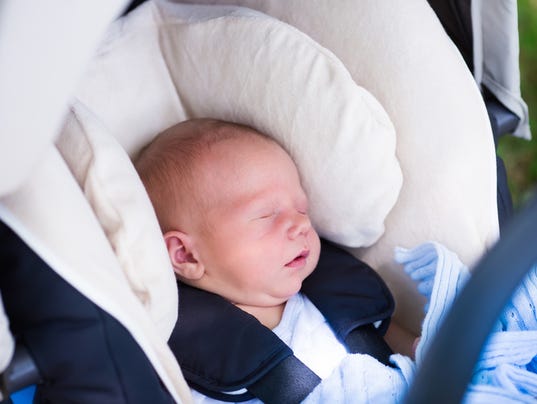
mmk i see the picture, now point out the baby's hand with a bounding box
[394,243,440,307]
[394,242,470,313]
[395,242,470,363]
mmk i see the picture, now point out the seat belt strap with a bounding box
[247,355,321,404]
[246,324,393,404]
[345,324,394,367]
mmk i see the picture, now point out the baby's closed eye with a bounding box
[296,198,309,215]
[257,210,276,220]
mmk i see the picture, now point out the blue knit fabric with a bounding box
[396,242,537,403]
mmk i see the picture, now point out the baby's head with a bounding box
[135,119,321,309]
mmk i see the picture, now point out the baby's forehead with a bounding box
[200,136,299,188]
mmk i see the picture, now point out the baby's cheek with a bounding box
[310,233,322,263]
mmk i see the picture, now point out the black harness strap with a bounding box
[345,324,394,366]
[248,355,321,404]
[245,327,393,404]
[169,283,293,402]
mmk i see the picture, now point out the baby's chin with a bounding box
[271,285,302,304]
[288,277,310,299]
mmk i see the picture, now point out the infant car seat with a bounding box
[0,0,531,402]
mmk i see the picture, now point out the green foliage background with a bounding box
[497,0,537,208]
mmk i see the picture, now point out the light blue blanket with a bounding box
[305,242,537,403]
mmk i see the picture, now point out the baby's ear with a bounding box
[163,230,204,280]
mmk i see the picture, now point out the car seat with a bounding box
[0,0,530,402]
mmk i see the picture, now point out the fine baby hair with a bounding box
[135,118,277,232]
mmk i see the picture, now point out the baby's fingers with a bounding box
[394,243,436,264]
[394,243,439,281]
[417,279,434,296]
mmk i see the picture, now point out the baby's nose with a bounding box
[288,212,311,239]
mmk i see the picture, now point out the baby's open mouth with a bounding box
[285,250,310,268]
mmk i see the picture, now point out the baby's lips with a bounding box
[285,249,310,267]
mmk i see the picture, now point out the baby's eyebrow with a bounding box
[231,191,272,213]
[240,197,273,213]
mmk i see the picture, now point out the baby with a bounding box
[135,118,321,330]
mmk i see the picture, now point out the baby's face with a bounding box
[189,137,321,308]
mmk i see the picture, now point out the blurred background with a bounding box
[497,0,537,208]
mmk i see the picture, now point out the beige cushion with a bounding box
[57,101,178,340]
[72,1,402,250]
[183,0,500,333]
